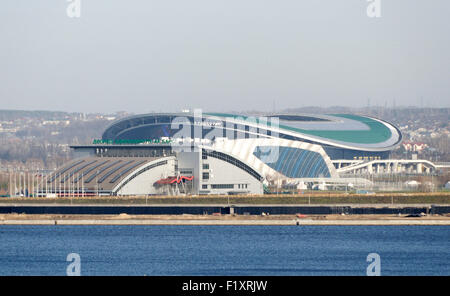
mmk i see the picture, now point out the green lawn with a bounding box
[1,193,449,205]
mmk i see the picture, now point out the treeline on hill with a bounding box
[13,120,111,144]
[0,110,70,121]
[0,110,124,168]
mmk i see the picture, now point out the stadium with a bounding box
[41,111,405,196]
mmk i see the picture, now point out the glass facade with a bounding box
[253,146,331,178]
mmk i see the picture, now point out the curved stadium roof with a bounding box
[102,112,402,152]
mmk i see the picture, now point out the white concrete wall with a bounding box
[176,151,200,193]
[115,158,176,195]
[200,155,263,195]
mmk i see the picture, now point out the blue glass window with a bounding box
[253,146,330,178]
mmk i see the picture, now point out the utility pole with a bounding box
[96,170,99,197]
[54,171,56,195]
[68,174,70,197]
[9,171,12,197]
[31,171,34,197]
[70,176,73,205]
[13,172,16,197]
[17,172,20,197]
[36,171,38,197]
[28,172,30,197]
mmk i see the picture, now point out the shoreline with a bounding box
[1,213,449,225]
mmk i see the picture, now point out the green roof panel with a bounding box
[204,113,392,145]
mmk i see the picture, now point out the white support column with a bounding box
[417,163,423,174]
[368,163,373,174]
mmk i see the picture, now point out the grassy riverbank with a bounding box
[1,192,449,205]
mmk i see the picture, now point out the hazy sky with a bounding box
[0,1,449,113]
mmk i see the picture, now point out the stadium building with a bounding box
[41,112,403,196]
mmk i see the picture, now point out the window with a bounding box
[202,184,208,189]
[202,164,209,170]
[253,146,330,178]
[211,184,234,189]
[202,172,209,180]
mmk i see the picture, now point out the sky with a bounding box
[0,0,449,114]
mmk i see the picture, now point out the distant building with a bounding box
[42,112,403,196]
[402,141,428,152]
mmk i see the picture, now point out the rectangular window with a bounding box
[202,172,209,180]
[202,184,208,189]
[180,169,193,175]
[202,164,209,170]
[211,184,234,189]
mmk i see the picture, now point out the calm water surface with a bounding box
[0,225,448,275]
